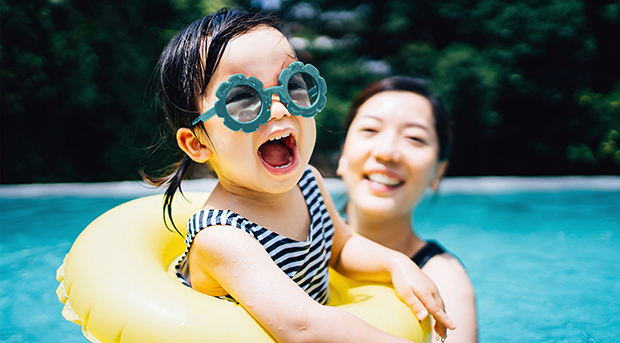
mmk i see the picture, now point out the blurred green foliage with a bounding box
[2,0,619,183]
[1,0,235,183]
[276,0,620,176]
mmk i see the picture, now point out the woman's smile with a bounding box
[365,172,405,188]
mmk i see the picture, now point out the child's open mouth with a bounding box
[258,133,297,172]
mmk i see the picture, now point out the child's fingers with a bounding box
[434,321,448,341]
[427,303,456,331]
[395,284,430,320]
[408,299,429,321]
[415,291,456,331]
[391,262,456,331]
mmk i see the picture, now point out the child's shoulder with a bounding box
[306,164,324,182]
[304,164,342,219]
[302,165,328,194]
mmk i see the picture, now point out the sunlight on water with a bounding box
[1,183,619,342]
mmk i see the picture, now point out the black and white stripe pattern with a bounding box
[175,167,334,304]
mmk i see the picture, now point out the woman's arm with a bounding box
[308,166,456,337]
[189,225,413,343]
[423,255,478,343]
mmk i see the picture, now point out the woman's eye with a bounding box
[407,136,426,144]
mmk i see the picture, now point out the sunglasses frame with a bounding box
[192,62,327,133]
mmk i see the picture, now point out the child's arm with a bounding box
[189,225,413,343]
[333,233,455,337]
[308,166,457,338]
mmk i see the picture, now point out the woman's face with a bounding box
[337,90,447,219]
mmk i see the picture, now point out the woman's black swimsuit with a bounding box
[411,240,446,268]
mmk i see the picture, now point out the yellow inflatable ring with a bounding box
[56,193,431,342]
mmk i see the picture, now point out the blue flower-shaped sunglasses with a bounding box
[192,62,327,133]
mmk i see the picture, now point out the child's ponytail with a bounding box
[141,155,193,235]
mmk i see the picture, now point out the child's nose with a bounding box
[269,94,291,120]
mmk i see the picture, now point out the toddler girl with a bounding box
[145,8,455,343]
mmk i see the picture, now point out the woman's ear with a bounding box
[336,155,348,177]
[177,128,211,163]
[430,160,449,191]
[335,142,348,177]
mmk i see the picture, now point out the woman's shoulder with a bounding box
[422,252,475,299]
[423,252,467,276]
[423,251,478,341]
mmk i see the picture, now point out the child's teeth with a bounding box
[274,161,292,169]
[269,133,290,141]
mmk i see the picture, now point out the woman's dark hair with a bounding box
[142,8,281,234]
[343,76,453,161]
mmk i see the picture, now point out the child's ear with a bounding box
[177,128,211,163]
[430,160,449,191]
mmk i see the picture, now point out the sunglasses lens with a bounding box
[225,85,262,123]
[288,72,318,108]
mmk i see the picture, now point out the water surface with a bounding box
[1,179,619,342]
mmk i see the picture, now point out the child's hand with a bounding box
[390,260,457,339]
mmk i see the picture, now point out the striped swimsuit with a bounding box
[175,167,334,304]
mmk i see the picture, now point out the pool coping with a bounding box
[1,176,619,198]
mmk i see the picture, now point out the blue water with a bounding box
[413,191,620,342]
[1,189,619,342]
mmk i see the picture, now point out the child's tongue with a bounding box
[259,139,293,168]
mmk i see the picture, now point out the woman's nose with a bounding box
[371,133,401,163]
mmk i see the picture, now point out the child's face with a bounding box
[200,27,316,194]
[337,91,446,218]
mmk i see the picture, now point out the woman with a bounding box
[337,76,478,342]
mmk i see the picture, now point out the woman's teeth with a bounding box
[269,133,290,141]
[367,173,402,186]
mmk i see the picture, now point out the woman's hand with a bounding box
[389,257,457,339]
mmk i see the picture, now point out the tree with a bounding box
[2,0,618,183]
[268,0,620,176]
[1,0,233,183]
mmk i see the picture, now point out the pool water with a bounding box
[413,191,620,342]
[0,197,135,343]
[1,185,619,342]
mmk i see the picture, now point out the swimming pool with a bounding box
[1,177,619,342]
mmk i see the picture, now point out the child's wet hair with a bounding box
[143,8,281,234]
